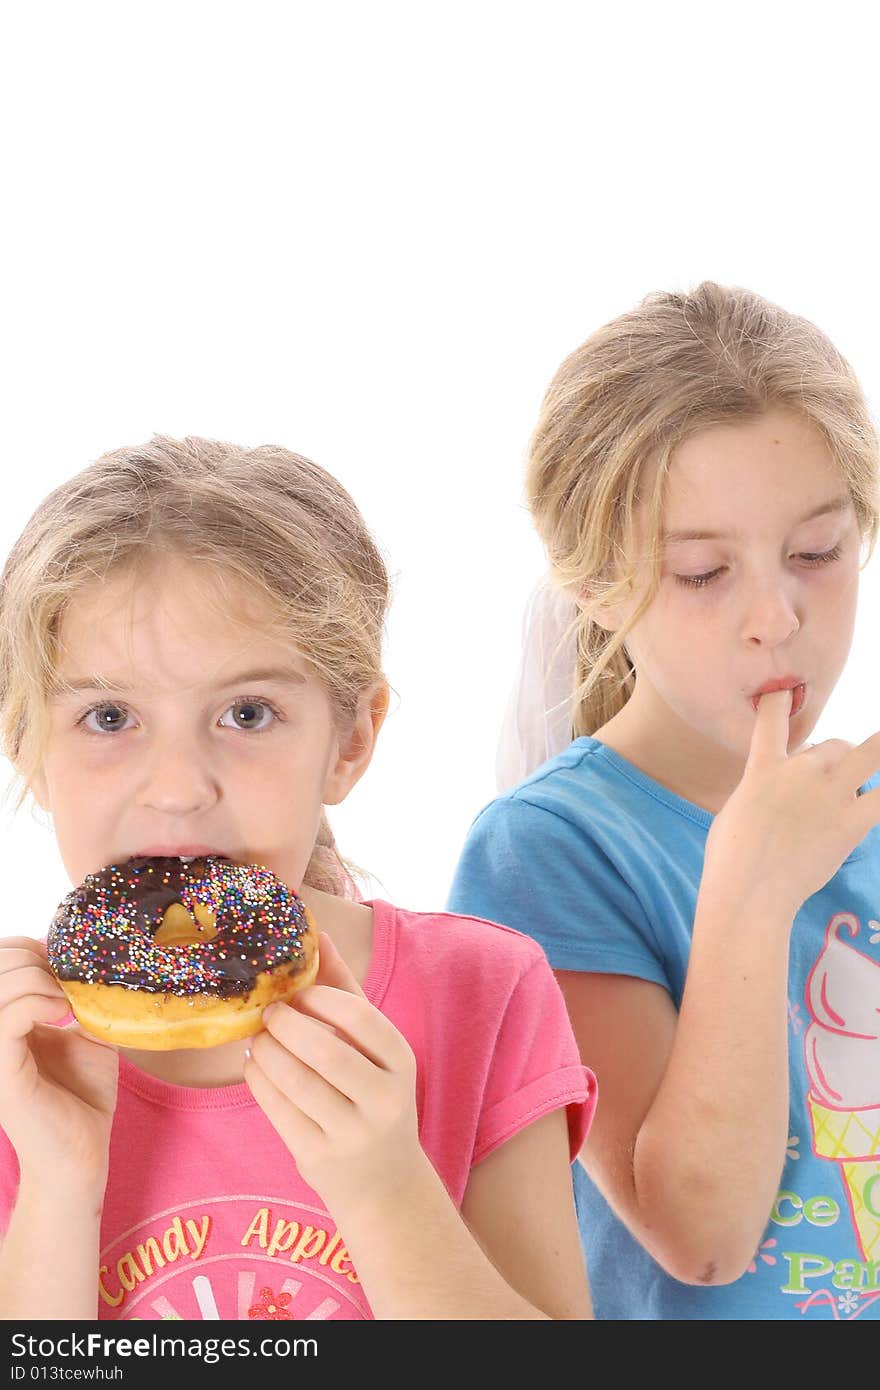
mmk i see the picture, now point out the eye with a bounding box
[795,545,842,567]
[218,699,278,732]
[674,567,726,589]
[81,703,134,734]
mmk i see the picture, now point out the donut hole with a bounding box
[154,900,218,947]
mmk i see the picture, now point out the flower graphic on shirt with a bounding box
[746,1237,778,1274]
[248,1287,293,1320]
[786,1133,800,1162]
[787,999,804,1035]
[838,1291,860,1315]
[869,920,880,945]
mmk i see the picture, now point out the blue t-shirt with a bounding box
[447,736,880,1321]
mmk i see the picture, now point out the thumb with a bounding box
[310,930,365,999]
[746,687,794,769]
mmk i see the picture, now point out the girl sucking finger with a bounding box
[449,283,880,1321]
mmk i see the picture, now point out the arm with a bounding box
[0,1179,103,1319]
[460,1109,592,1320]
[557,942,789,1287]
[245,934,591,1319]
[0,937,118,1320]
[332,1111,590,1320]
[561,691,880,1286]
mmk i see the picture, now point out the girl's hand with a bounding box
[244,932,423,1217]
[703,689,880,917]
[0,937,118,1198]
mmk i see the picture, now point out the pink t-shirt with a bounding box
[0,901,595,1321]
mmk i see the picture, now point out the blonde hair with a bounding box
[0,435,391,896]
[526,281,880,737]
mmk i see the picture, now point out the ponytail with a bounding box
[572,618,635,739]
[303,811,361,899]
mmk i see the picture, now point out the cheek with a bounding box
[810,561,860,618]
[222,737,338,826]
[49,746,125,796]
[38,767,110,883]
[628,597,735,715]
[629,591,726,667]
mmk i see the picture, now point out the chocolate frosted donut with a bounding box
[47,856,319,1049]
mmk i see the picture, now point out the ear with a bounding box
[576,584,627,634]
[322,680,390,806]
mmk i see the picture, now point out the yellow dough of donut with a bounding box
[61,921,319,1049]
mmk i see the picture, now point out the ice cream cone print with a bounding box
[803,913,880,1260]
[807,1094,880,1261]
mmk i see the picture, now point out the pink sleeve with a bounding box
[473,955,597,1165]
[0,1127,20,1237]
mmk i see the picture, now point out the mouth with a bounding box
[749,679,806,717]
[129,846,225,862]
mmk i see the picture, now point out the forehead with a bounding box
[664,408,844,524]
[54,562,298,689]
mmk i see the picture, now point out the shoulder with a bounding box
[370,900,566,1023]
[447,739,690,977]
[373,901,585,1076]
[376,900,548,982]
[447,743,641,926]
[476,737,620,835]
[459,739,649,877]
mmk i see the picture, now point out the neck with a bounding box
[593,687,748,814]
[121,1037,250,1087]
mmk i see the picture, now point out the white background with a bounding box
[2,1,880,928]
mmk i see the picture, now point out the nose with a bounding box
[740,576,801,648]
[137,735,220,817]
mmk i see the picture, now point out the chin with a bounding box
[693,719,753,763]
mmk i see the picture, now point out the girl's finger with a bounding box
[0,992,73,1046]
[287,986,408,1071]
[0,963,67,1004]
[746,687,794,769]
[0,939,50,963]
[244,1046,328,1142]
[839,728,880,794]
[262,1002,380,1101]
[0,949,59,981]
[250,1026,356,1127]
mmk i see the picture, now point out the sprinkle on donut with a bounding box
[48,855,311,998]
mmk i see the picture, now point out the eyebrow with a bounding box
[52,666,308,697]
[662,496,853,545]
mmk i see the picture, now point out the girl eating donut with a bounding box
[0,436,595,1321]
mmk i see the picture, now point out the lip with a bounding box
[130,846,223,859]
[749,678,806,717]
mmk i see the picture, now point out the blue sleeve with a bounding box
[447,793,670,988]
